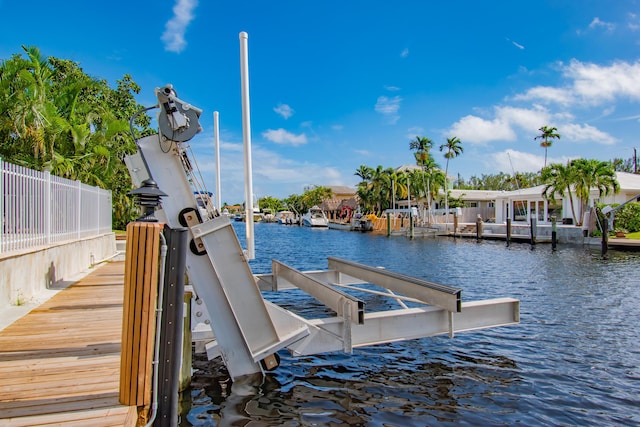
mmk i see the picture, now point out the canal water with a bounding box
[184,222,640,426]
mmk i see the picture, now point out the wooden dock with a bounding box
[0,261,138,427]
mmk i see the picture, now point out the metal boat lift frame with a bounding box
[125,86,520,380]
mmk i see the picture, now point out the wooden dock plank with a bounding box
[0,261,138,426]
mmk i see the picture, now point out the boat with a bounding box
[328,220,353,230]
[352,213,375,232]
[301,206,329,227]
[275,210,297,225]
[262,208,276,223]
[327,213,375,232]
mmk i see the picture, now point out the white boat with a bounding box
[302,206,328,227]
[328,220,353,230]
[276,210,297,225]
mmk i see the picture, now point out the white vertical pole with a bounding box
[239,31,255,259]
[213,111,222,211]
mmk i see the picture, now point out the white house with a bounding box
[492,171,640,225]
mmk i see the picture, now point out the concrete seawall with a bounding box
[0,233,117,316]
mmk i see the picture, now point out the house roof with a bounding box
[616,172,640,191]
[491,172,640,200]
[494,185,548,199]
[327,185,356,195]
[448,189,502,201]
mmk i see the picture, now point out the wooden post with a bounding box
[530,217,537,246]
[409,211,414,239]
[551,216,557,251]
[119,222,164,407]
[386,212,391,237]
[453,212,458,238]
[476,215,483,242]
[506,218,512,246]
[602,215,609,259]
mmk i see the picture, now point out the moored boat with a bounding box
[275,210,298,225]
[302,206,329,227]
[327,220,353,230]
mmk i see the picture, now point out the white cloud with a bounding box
[495,105,549,131]
[162,0,198,53]
[447,106,548,145]
[448,115,515,144]
[514,60,640,106]
[588,17,615,32]
[490,149,575,174]
[274,104,294,119]
[561,123,617,145]
[262,128,308,146]
[491,149,545,173]
[375,96,402,124]
[513,86,574,105]
[401,48,409,58]
[565,60,640,104]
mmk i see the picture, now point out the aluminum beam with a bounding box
[286,298,520,356]
[328,257,462,312]
[272,260,365,324]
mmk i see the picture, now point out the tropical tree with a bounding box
[354,164,373,182]
[409,136,434,166]
[300,185,333,213]
[541,162,579,224]
[535,125,560,168]
[439,136,463,228]
[611,155,638,173]
[258,196,283,213]
[283,193,304,216]
[409,136,440,222]
[0,46,153,229]
[570,159,619,224]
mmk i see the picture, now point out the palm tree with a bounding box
[439,136,463,229]
[409,136,433,166]
[535,126,560,168]
[409,136,440,223]
[541,162,579,225]
[570,159,619,224]
[354,165,373,182]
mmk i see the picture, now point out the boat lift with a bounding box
[125,85,520,380]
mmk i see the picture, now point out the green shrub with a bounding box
[614,202,640,233]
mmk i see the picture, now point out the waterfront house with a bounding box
[492,171,640,226]
[319,186,358,221]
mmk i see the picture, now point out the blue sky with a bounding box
[1,1,639,202]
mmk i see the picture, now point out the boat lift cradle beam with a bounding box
[271,260,365,324]
[327,257,462,313]
[254,260,519,356]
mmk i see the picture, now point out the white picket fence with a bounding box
[1,159,112,254]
